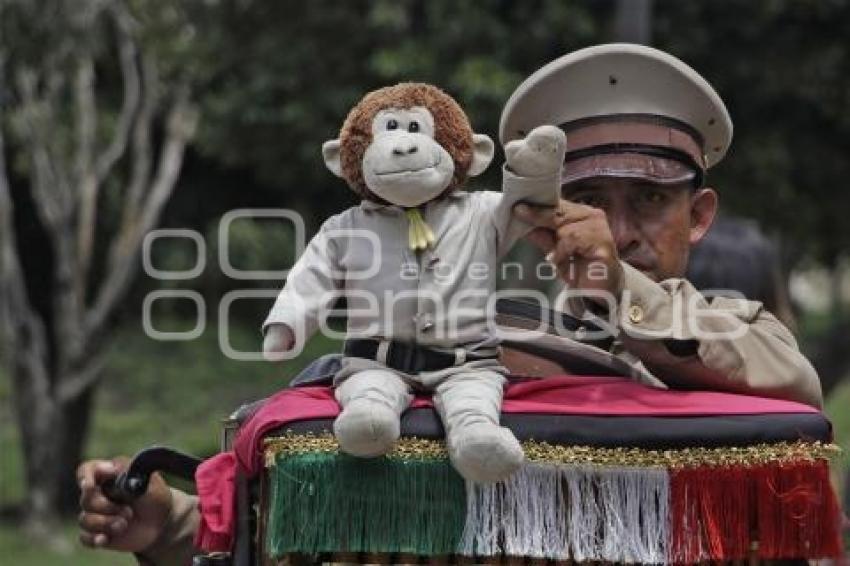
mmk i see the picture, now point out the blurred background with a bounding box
[1,0,848,562]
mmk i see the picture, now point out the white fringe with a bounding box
[459,463,670,564]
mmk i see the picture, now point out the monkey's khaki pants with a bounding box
[332,356,524,483]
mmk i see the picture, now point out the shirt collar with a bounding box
[359,191,466,212]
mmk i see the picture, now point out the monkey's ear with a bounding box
[467,134,494,177]
[322,139,344,178]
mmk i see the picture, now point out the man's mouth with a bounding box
[623,258,654,274]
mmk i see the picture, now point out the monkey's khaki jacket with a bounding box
[263,166,563,385]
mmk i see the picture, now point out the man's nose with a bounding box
[607,208,641,255]
[392,142,418,156]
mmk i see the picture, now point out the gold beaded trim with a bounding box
[263,432,841,469]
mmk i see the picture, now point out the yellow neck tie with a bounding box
[405,208,435,251]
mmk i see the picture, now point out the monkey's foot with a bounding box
[333,400,400,458]
[448,424,524,484]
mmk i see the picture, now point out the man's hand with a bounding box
[77,458,172,553]
[263,323,295,362]
[514,200,624,300]
[504,125,566,177]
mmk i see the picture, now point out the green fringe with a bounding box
[266,452,466,558]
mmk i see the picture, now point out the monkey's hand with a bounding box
[262,324,295,362]
[504,125,566,177]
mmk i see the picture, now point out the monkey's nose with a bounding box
[392,144,419,156]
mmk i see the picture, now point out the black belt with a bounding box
[343,339,496,374]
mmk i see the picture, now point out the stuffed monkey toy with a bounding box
[264,83,565,483]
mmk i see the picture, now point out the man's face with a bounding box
[562,178,718,282]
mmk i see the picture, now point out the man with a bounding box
[77,44,822,565]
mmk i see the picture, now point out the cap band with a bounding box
[564,143,704,188]
[560,115,707,171]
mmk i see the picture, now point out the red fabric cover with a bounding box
[234,376,819,476]
[194,451,236,552]
[195,375,822,553]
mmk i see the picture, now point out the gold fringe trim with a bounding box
[263,432,841,470]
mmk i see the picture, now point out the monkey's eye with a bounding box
[386,119,399,130]
[408,121,420,133]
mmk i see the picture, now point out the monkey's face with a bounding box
[361,107,455,207]
[322,83,495,202]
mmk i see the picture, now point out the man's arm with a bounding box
[78,459,199,566]
[135,489,199,566]
[512,201,822,409]
[613,262,823,408]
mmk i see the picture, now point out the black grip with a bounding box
[101,472,149,505]
[193,553,232,565]
[101,446,202,504]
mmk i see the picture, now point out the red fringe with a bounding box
[669,465,751,562]
[669,459,842,563]
[755,460,843,560]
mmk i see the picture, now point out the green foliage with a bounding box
[150,0,850,271]
[654,0,850,266]
[145,215,297,320]
[178,0,604,219]
[207,214,297,278]
[91,319,339,460]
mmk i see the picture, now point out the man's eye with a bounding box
[408,121,419,133]
[643,190,667,204]
[573,195,604,208]
[386,119,399,130]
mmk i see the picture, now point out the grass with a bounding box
[0,523,137,566]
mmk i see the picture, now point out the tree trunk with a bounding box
[0,1,197,526]
[10,350,102,525]
[57,385,96,513]
[10,358,63,532]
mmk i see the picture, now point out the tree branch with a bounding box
[75,3,143,366]
[74,56,96,191]
[94,4,141,185]
[0,68,52,408]
[73,54,97,309]
[122,53,157,226]
[56,351,107,404]
[85,84,197,343]
[13,68,66,233]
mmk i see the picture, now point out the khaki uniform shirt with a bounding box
[606,261,822,409]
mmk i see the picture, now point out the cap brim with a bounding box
[499,44,733,168]
[561,153,696,186]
